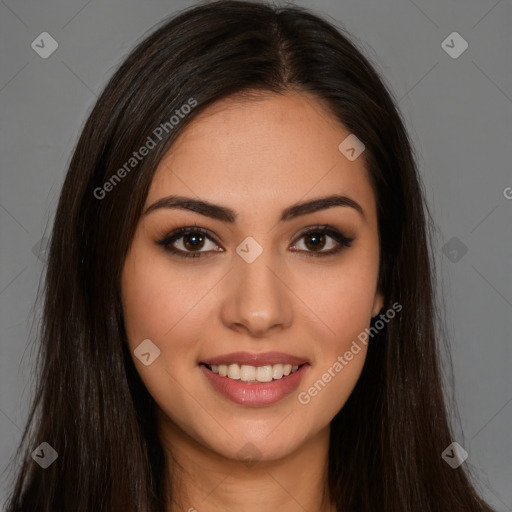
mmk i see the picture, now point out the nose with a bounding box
[220,247,294,338]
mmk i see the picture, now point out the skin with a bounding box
[121,90,384,512]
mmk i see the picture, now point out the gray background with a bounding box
[0,0,511,510]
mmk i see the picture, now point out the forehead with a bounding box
[146,91,376,224]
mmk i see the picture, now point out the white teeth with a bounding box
[256,365,273,382]
[227,364,241,379]
[207,362,303,382]
[272,364,284,379]
[240,365,255,382]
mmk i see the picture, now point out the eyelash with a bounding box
[156,224,354,260]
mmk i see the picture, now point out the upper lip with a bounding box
[200,351,310,366]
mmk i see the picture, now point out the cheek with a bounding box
[121,252,205,424]
[300,347,367,414]
[294,255,377,418]
[296,325,369,426]
[121,245,205,344]
[300,257,379,343]
[121,245,215,397]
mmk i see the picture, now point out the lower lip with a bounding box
[199,363,310,407]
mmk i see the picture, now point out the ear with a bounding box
[371,290,384,318]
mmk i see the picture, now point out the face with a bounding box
[121,90,383,463]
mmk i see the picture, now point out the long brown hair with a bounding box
[4,1,494,510]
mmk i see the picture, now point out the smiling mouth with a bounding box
[201,362,307,383]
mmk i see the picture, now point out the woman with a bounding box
[4,1,495,510]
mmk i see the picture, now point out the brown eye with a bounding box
[157,227,222,259]
[303,232,327,252]
[157,225,354,260]
[182,233,206,251]
[290,226,354,258]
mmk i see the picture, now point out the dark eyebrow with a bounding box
[143,194,365,222]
